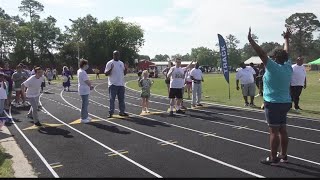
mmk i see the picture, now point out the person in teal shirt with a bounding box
[248,27,292,166]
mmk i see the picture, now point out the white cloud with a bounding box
[139,0,320,58]
[124,16,180,33]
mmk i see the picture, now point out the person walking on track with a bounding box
[290,56,307,112]
[22,67,45,127]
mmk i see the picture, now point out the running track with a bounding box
[4,77,320,178]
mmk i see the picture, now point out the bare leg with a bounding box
[269,127,280,160]
[279,126,289,156]
[243,96,249,104]
[146,98,149,112]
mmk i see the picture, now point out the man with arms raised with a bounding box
[249,27,292,165]
[167,58,193,116]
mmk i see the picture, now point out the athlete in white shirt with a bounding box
[290,57,307,111]
[21,67,44,127]
[104,50,129,118]
[167,58,194,116]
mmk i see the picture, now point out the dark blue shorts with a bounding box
[264,102,291,127]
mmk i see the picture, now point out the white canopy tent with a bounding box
[244,56,262,65]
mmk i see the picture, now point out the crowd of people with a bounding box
[0,26,310,167]
[0,62,78,128]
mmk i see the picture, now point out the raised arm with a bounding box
[248,27,268,66]
[283,27,292,55]
[185,59,194,70]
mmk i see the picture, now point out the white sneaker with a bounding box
[81,117,91,124]
[11,102,17,107]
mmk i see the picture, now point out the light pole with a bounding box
[69,18,81,67]
[77,42,80,67]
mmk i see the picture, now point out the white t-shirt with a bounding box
[291,64,306,86]
[168,66,187,89]
[0,82,8,100]
[236,67,256,85]
[104,60,125,87]
[77,69,90,96]
[185,70,192,82]
[22,75,44,98]
[52,69,57,75]
[190,68,203,81]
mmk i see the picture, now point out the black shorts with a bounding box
[264,102,291,127]
[169,88,183,99]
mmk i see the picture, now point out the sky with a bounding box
[1,0,320,58]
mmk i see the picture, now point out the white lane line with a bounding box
[95,83,320,132]
[123,93,320,132]
[5,98,59,178]
[61,91,264,178]
[92,85,320,145]
[39,93,162,178]
[123,80,320,122]
[71,91,320,167]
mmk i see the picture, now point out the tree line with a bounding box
[1,0,320,71]
[143,13,320,68]
[0,0,144,70]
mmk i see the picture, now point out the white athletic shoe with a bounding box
[81,117,91,124]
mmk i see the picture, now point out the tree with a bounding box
[138,55,150,60]
[0,8,17,62]
[33,16,63,65]
[19,0,44,64]
[225,34,241,67]
[307,35,320,62]
[191,47,217,66]
[241,34,259,61]
[154,54,169,61]
[285,13,320,58]
[62,16,145,67]
[260,42,282,56]
[171,54,182,60]
[182,53,192,61]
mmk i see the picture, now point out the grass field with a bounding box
[0,145,14,177]
[127,71,320,119]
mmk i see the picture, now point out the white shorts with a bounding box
[241,83,256,97]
